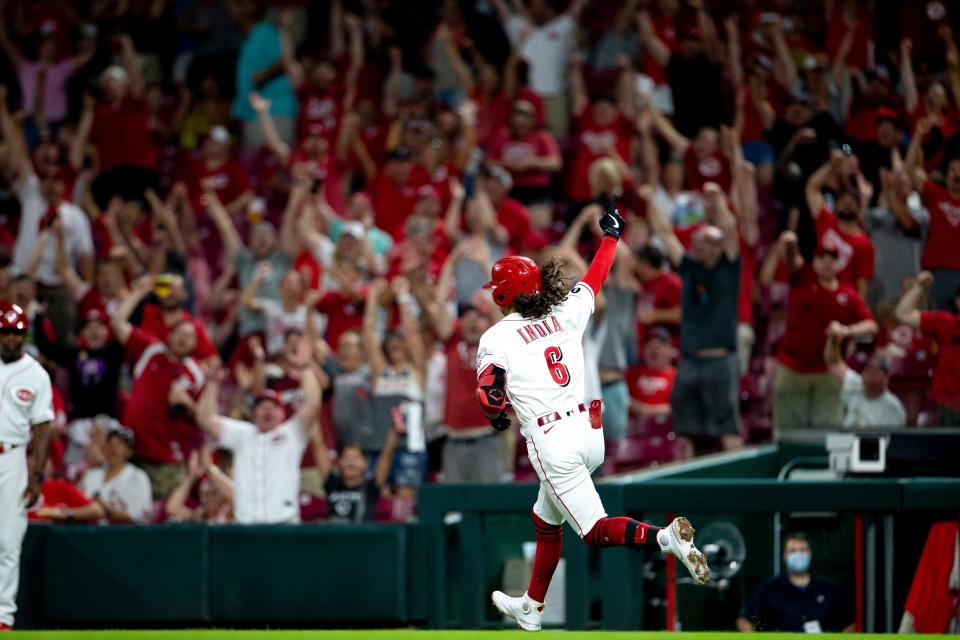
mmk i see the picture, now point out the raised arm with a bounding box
[116,34,144,99]
[566,0,589,20]
[111,276,154,345]
[249,92,292,164]
[238,262,271,312]
[900,38,919,115]
[342,11,364,106]
[0,85,30,184]
[768,18,797,90]
[165,450,204,521]
[558,203,601,252]
[295,366,322,434]
[639,186,684,267]
[383,47,403,119]
[905,118,932,190]
[391,276,426,379]
[943,29,960,109]
[438,23,474,94]
[278,9,304,89]
[651,108,690,154]
[372,427,399,489]
[279,169,309,257]
[725,17,744,88]
[804,157,834,217]
[363,279,388,379]
[69,92,96,171]
[202,189,243,261]
[580,196,626,293]
[823,322,849,384]
[896,270,932,329]
[489,0,514,23]
[704,182,739,260]
[569,53,589,118]
[0,5,23,67]
[637,10,670,69]
[732,159,760,248]
[197,371,224,440]
[430,246,461,342]
[146,189,187,256]
[443,179,467,243]
[779,230,804,274]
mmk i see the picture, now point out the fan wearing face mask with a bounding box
[736,532,855,633]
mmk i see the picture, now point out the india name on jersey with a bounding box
[477,282,595,432]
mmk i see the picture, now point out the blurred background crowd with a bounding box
[0,0,958,526]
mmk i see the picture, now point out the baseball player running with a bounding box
[476,198,709,631]
[0,304,54,631]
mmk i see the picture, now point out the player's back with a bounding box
[477,283,596,431]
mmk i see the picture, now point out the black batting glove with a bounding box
[490,409,512,432]
[597,194,625,239]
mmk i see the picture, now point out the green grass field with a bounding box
[6,632,954,640]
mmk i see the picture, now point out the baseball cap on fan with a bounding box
[101,64,129,85]
[254,390,283,407]
[208,125,231,144]
[340,220,365,239]
[107,424,135,449]
[815,238,840,258]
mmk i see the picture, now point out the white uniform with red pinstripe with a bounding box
[0,353,54,627]
[477,281,606,537]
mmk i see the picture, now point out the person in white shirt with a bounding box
[80,425,154,523]
[491,0,589,136]
[239,264,324,359]
[824,323,907,429]
[197,365,322,524]
[1,96,93,344]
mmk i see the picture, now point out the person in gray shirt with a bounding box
[320,331,376,454]
[204,172,304,340]
[867,167,928,311]
[646,183,743,456]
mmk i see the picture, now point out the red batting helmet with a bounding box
[483,256,542,308]
[0,303,28,332]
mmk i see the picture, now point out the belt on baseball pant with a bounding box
[536,403,587,427]
[0,443,21,454]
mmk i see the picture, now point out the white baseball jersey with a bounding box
[217,417,309,524]
[0,353,55,445]
[477,281,595,434]
[80,464,154,523]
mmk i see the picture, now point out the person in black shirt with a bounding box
[638,14,723,140]
[737,532,854,633]
[315,426,399,524]
[33,308,125,419]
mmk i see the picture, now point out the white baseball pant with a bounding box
[525,411,607,538]
[0,448,27,627]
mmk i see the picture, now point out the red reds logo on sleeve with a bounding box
[12,386,35,404]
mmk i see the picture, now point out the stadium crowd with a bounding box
[0,0,958,525]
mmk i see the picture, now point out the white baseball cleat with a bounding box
[491,590,543,631]
[657,517,711,584]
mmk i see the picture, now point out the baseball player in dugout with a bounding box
[0,303,54,631]
[476,196,710,631]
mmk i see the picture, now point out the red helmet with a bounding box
[0,303,27,332]
[483,256,542,308]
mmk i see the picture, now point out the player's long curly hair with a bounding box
[512,259,570,319]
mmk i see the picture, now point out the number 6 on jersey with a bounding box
[543,346,570,386]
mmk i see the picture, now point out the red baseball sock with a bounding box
[584,517,661,550]
[527,512,563,603]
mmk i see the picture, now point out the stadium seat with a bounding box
[607,433,681,473]
[626,413,674,438]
